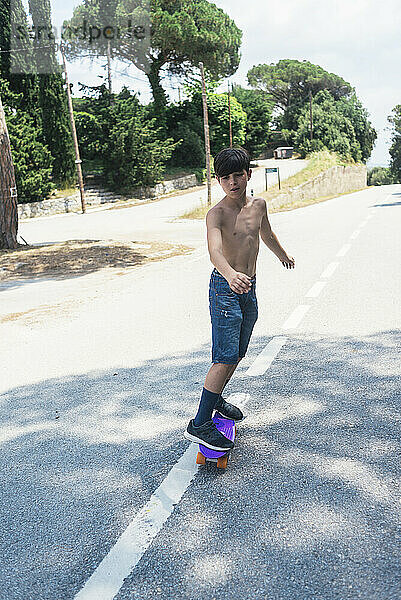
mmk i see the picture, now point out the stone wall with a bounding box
[18,173,198,220]
[268,164,367,211]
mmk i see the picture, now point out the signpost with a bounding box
[265,167,281,191]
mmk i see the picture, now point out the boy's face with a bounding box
[217,168,252,199]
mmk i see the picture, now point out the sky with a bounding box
[22,0,401,166]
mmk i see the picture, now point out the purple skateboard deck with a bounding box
[198,413,236,467]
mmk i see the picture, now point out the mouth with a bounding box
[230,187,240,192]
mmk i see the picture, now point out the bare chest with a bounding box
[221,205,262,242]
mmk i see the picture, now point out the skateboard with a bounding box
[196,412,236,469]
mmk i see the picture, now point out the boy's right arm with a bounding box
[206,210,251,294]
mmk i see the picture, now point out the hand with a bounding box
[228,271,252,294]
[281,255,295,269]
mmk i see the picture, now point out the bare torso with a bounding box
[211,196,263,277]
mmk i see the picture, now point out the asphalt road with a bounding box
[0,182,400,600]
[15,159,308,248]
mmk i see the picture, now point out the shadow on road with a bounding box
[0,329,400,599]
[373,190,401,207]
[0,239,193,293]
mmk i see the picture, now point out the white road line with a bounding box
[350,230,360,240]
[321,262,339,278]
[282,305,311,330]
[74,445,199,600]
[74,332,287,599]
[241,336,287,377]
[336,244,351,258]
[305,281,327,298]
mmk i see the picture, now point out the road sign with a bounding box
[265,167,281,190]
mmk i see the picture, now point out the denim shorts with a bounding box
[209,267,258,365]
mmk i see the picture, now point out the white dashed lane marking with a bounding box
[336,244,351,258]
[305,281,327,298]
[74,446,199,600]
[321,261,339,278]
[241,336,287,376]
[282,305,311,330]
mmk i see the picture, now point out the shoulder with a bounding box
[253,197,268,214]
[206,201,225,225]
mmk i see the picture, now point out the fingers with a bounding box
[232,273,252,293]
[281,258,295,269]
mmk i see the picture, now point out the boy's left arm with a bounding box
[259,199,295,269]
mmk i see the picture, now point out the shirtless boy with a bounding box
[184,147,295,451]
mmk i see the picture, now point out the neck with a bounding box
[227,191,248,210]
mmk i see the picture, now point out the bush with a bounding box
[367,167,395,186]
[104,92,178,189]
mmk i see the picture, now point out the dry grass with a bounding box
[268,187,368,213]
[0,239,194,282]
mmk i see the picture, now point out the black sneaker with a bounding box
[184,419,234,451]
[214,396,244,421]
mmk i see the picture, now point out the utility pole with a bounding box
[0,93,19,249]
[107,39,112,96]
[228,81,233,148]
[60,43,86,214]
[309,89,313,141]
[200,62,212,206]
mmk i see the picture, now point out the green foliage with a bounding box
[74,85,178,188]
[166,86,247,168]
[37,74,76,184]
[294,90,375,163]
[231,85,274,157]
[105,95,178,189]
[248,59,351,121]
[336,94,377,162]
[388,105,401,183]
[65,0,242,111]
[367,167,395,186]
[1,0,75,188]
[74,111,106,160]
[247,58,375,162]
[0,78,54,203]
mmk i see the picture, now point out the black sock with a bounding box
[194,388,220,426]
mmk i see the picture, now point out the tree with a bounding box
[27,0,76,184]
[294,90,376,162]
[294,90,359,161]
[248,59,352,138]
[0,77,54,203]
[0,90,18,249]
[336,94,377,162]
[64,0,242,113]
[231,85,274,158]
[73,85,178,187]
[388,105,401,183]
[166,84,247,167]
[1,0,75,184]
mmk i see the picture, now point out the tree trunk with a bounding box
[0,94,19,250]
[146,59,168,120]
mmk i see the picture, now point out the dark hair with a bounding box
[214,147,250,178]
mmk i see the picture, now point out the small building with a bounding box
[274,146,294,159]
